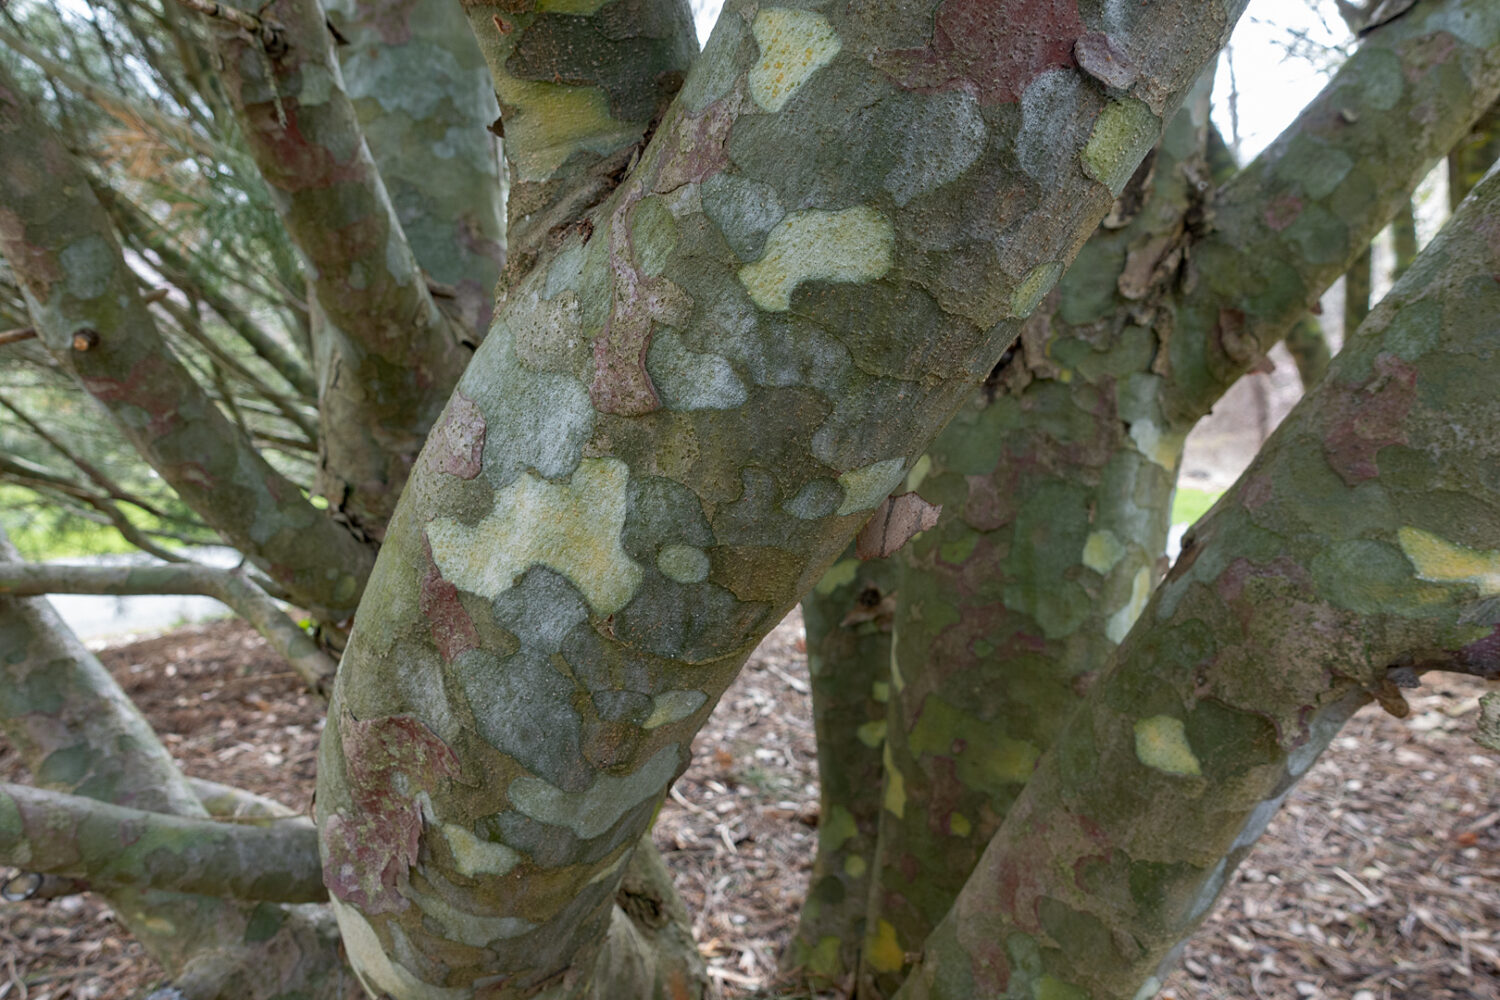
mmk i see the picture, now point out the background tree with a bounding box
[1,1,1498,999]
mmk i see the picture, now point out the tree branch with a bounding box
[1160,2,1500,422]
[0,62,376,621]
[200,0,475,537]
[897,143,1500,1000]
[0,562,337,693]
[0,781,325,903]
[461,0,698,276]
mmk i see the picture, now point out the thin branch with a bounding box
[0,562,338,693]
[0,328,36,346]
[0,781,325,903]
[0,457,189,563]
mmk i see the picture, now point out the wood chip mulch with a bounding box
[1,616,1495,1000]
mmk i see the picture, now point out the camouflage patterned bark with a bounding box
[0,64,375,621]
[855,4,1500,991]
[786,546,899,989]
[206,0,476,539]
[0,782,325,903]
[0,529,355,999]
[315,1,1245,995]
[893,144,1500,1000]
[324,0,506,333]
[459,0,699,276]
[859,85,1211,996]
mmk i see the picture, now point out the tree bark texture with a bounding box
[0,530,355,1000]
[786,545,898,989]
[315,0,1247,995]
[205,0,476,540]
[0,63,375,621]
[891,148,1500,1000]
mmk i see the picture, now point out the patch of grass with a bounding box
[0,485,143,560]
[1171,486,1223,527]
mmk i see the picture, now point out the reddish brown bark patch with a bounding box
[320,712,460,913]
[589,202,693,416]
[856,493,942,559]
[1320,353,1418,486]
[419,536,479,663]
[875,0,1084,105]
[1263,193,1304,232]
[425,390,486,480]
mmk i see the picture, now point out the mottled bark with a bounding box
[894,150,1500,1000]
[0,562,336,693]
[459,0,699,276]
[859,86,1211,996]
[849,5,1500,991]
[1161,1,1500,423]
[0,530,354,999]
[204,0,475,539]
[315,1,1244,995]
[324,0,506,335]
[0,782,325,903]
[0,65,375,621]
[786,547,898,989]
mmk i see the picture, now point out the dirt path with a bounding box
[2,617,1495,1000]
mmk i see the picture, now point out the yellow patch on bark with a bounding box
[866,919,906,973]
[1398,526,1500,594]
[1106,566,1152,643]
[882,741,906,818]
[748,9,842,112]
[426,457,642,614]
[739,206,894,312]
[443,823,519,878]
[492,79,633,183]
[1083,530,1126,574]
[1134,715,1202,776]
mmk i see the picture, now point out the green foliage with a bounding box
[1171,486,1222,527]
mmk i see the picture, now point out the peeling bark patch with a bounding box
[643,690,707,729]
[739,206,894,312]
[1082,530,1125,573]
[1320,353,1417,485]
[1133,715,1201,776]
[591,205,694,416]
[1397,526,1500,595]
[875,0,1084,105]
[855,493,941,559]
[1106,567,1152,643]
[508,744,679,838]
[748,9,842,112]
[426,457,642,614]
[1074,32,1137,90]
[321,713,461,914]
[419,541,479,663]
[425,391,486,479]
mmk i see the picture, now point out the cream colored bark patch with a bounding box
[331,899,467,1000]
[442,823,519,878]
[1083,530,1126,574]
[426,458,642,614]
[1106,566,1152,643]
[836,457,907,516]
[1129,418,1182,470]
[1398,526,1500,594]
[493,79,634,183]
[749,9,842,112]
[739,206,894,312]
[1134,715,1202,776]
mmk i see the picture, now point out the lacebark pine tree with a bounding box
[2,1,1499,999]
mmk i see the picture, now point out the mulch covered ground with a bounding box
[1,616,1496,1000]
